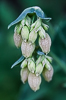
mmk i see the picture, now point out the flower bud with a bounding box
[14,23,22,34]
[35,63,43,76]
[30,18,41,31]
[28,58,35,73]
[21,59,27,68]
[42,66,53,82]
[21,18,26,26]
[42,23,49,31]
[21,41,35,58]
[38,26,46,39]
[39,33,51,54]
[20,67,29,83]
[21,26,29,41]
[29,29,37,43]
[36,56,44,66]
[25,16,31,29]
[45,59,52,70]
[45,55,52,63]
[28,72,41,91]
[14,32,22,48]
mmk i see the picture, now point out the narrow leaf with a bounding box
[37,51,45,56]
[11,56,24,69]
[8,6,51,29]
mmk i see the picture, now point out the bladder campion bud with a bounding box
[45,59,52,70]
[35,63,43,76]
[25,16,31,29]
[21,26,29,41]
[14,23,22,34]
[42,66,53,82]
[39,33,51,54]
[21,59,27,68]
[21,41,35,58]
[38,26,46,39]
[29,29,37,43]
[20,67,29,83]
[42,23,49,31]
[28,72,41,91]
[45,55,52,63]
[14,32,22,48]
[28,58,35,73]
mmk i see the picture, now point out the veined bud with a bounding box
[14,23,22,34]
[20,67,29,83]
[21,26,29,41]
[21,18,26,26]
[38,26,46,39]
[28,58,35,73]
[21,41,35,58]
[14,32,22,48]
[25,16,31,29]
[35,63,43,76]
[28,73,41,91]
[30,18,41,31]
[45,59,52,70]
[45,55,52,63]
[21,59,27,68]
[29,29,37,43]
[36,55,44,66]
[42,66,53,82]
[42,23,49,31]
[39,33,51,54]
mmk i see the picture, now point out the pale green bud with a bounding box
[21,26,29,41]
[42,23,49,31]
[28,72,41,91]
[29,29,37,43]
[21,59,27,68]
[42,59,46,67]
[35,63,43,76]
[25,16,31,29]
[45,59,52,70]
[20,67,29,83]
[14,23,22,34]
[30,18,41,32]
[21,18,26,26]
[36,56,45,66]
[45,55,52,63]
[42,66,53,82]
[38,26,46,39]
[28,58,35,73]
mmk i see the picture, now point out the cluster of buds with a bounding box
[13,15,54,91]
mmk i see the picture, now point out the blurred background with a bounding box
[0,0,66,100]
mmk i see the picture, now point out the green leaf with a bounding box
[11,56,24,69]
[8,6,51,29]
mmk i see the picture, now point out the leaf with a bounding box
[11,56,24,69]
[37,51,45,56]
[8,6,51,29]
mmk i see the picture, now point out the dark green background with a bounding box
[0,0,66,100]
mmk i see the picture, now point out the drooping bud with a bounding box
[35,63,43,76]
[29,29,37,43]
[14,32,22,48]
[38,26,46,39]
[20,67,29,83]
[28,72,41,91]
[21,18,26,26]
[42,66,53,82]
[39,33,51,54]
[21,41,35,58]
[30,18,41,31]
[45,55,52,63]
[28,58,35,73]
[25,16,31,29]
[21,59,27,68]
[42,23,49,31]
[36,55,44,66]
[21,26,29,41]
[45,59,52,70]
[14,23,22,34]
